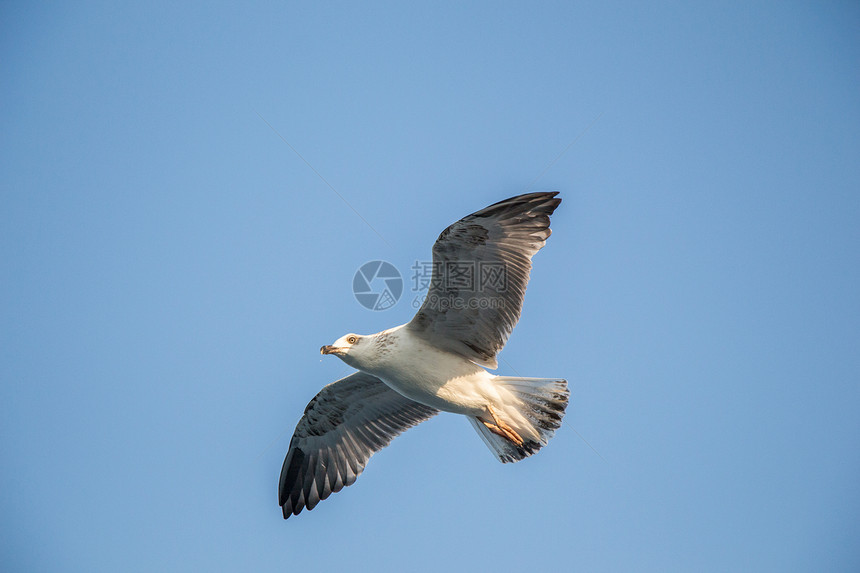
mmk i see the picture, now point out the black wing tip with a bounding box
[524,191,562,213]
[278,447,304,505]
[282,504,299,519]
[501,190,560,203]
[523,190,561,200]
[474,191,562,219]
[436,192,562,241]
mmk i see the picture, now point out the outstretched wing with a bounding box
[279,372,438,519]
[407,192,561,368]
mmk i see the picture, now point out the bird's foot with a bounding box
[482,405,524,446]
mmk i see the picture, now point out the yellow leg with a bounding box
[481,405,524,446]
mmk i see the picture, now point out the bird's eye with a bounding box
[347,336,358,345]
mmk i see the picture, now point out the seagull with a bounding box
[279,192,569,519]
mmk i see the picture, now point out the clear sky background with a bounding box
[2,2,859,572]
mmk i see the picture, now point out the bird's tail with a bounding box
[469,377,569,463]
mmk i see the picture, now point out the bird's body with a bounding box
[279,192,570,518]
[338,324,491,416]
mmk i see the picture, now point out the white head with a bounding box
[320,333,369,369]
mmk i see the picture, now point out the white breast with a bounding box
[367,325,493,415]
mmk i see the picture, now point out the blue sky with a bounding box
[2,1,859,571]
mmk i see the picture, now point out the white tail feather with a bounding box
[470,377,569,463]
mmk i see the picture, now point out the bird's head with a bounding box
[320,333,366,368]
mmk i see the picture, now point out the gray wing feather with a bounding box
[279,372,438,518]
[407,192,561,368]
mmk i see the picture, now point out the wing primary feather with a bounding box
[279,372,438,519]
[406,192,561,365]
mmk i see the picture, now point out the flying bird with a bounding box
[279,192,569,518]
